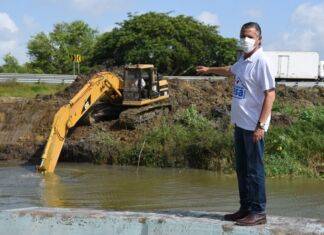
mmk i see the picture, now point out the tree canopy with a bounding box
[0,53,27,73]
[4,13,238,75]
[91,12,237,75]
[27,20,97,74]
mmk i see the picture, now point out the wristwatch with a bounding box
[257,121,265,130]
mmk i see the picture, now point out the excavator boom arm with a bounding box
[37,72,123,173]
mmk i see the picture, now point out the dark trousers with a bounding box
[234,125,266,214]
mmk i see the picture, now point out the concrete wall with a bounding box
[0,208,323,235]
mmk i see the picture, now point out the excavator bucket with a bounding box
[37,106,70,173]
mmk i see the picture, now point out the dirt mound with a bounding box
[276,84,324,106]
[56,75,90,100]
[0,98,58,161]
[36,75,90,105]
[169,79,233,116]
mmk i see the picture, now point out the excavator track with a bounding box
[119,101,172,129]
[79,102,125,125]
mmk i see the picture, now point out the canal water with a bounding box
[0,162,323,219]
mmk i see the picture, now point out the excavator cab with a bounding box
[122,64,169,106]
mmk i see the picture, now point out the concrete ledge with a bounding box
[0,207,323,235]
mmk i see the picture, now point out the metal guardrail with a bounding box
[164,76,226,81]
[0,73,76,84]
[0,73,323,88]
[276,81,324,88]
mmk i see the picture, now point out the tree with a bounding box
[0,53,27,73]
[27,32,55,73]
[91,12,237,75]
[27,21,98,74]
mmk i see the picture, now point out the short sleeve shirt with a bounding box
[230,47,275,131]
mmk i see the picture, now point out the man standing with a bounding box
[196,22,275,226]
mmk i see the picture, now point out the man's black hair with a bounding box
[240,22,262,38]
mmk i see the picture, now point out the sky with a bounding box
[1,0,324,65]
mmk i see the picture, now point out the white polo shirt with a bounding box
[230,47,275,131]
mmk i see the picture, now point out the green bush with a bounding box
[175,105,213,130]
[89,132,122,164]
[119,106,234,171]
[265,106,324,177]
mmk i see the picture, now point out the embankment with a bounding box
[0,77,323,176]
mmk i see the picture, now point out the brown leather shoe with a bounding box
[235,213,267,226]
[223,210,249,221]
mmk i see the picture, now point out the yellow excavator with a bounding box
[36,64,171,173]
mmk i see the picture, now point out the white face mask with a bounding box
[240,37,256,53]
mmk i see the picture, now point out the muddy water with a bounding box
[0,162,323,219]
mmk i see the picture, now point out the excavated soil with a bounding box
[0,76,323,164]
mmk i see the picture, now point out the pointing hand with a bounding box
[196,66,209,74]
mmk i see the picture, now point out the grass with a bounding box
[265,106,324,177]
[0,81,67,98]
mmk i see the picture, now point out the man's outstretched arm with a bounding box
[196,66,234,77]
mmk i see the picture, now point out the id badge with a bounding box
[233,85,246,99]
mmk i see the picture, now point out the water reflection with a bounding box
[41,164,238,211]
[41,173,65,207]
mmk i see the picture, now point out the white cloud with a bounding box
[245,8,262,18]
[0,12,18,33]
[266,2,324,58]
[292,3,324,35]
[0,12,23,64]
[197,11,220,25]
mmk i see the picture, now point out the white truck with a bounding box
[264,51,324,80]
